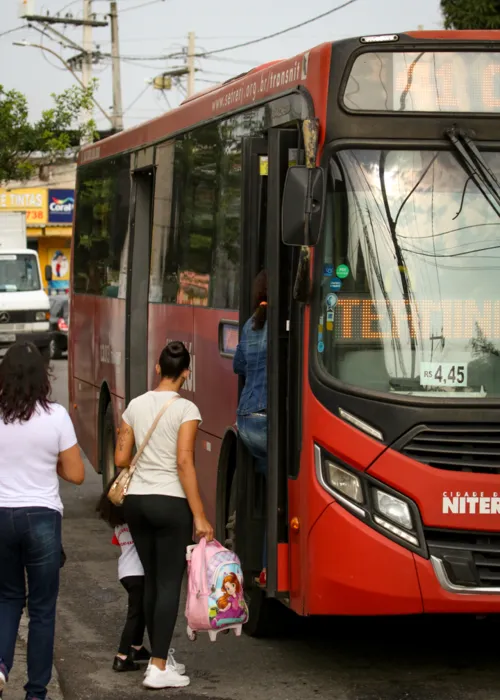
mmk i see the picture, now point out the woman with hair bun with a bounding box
[115,341,213,690]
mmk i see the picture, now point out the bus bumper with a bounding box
[306,502,500,616]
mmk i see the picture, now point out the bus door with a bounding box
[125,149,155,404]
[236,128,300,602]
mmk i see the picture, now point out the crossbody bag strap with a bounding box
[128,395,179,474]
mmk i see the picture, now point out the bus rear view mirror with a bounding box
[45,264,53,282]
[282,165,326,247]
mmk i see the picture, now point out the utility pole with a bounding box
[187,31,195,98]
[82,0,93,95]
[110,1,123,131]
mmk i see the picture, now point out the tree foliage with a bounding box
[441,0,500,29]
[0,83,96,184]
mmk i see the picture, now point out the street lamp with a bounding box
[13,40,113,127]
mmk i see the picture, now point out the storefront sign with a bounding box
[48,189,75,224]
[0,187,48,224]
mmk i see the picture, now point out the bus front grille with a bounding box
[397,424,500,474]
[425,527,500,589]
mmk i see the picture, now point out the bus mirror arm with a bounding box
[281,165,326,247]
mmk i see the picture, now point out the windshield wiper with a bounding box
[445,126,500,217]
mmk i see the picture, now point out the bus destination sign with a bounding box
[330,296,500,344]
[344,51,500,113]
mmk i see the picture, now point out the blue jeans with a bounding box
[237,413,267,567]
[0,507,61,700]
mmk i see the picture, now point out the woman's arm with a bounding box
[57,445,85,485]
[115,420,135,468]
[177,420,214,541]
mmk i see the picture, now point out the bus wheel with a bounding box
[243,586,280,638]
[101,403,116,490]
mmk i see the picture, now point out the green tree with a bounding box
[441,0,500,29]
[0,83,96,184]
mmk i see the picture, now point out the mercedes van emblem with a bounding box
[0,312,10,323]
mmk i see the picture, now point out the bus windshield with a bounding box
[317,148,500,398]
[0,253,41,293]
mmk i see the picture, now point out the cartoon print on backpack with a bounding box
[209,569,248,629]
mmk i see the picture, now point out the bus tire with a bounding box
[101,403,116,490]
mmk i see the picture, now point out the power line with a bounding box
[196,0,361,57]
[0,25,29,39]
[120,0,166,12]
[124,83,150,114]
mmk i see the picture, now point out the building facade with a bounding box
[1,158,75,294]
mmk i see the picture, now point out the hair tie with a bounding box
[259,301,268,307]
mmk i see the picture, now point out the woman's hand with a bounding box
[195,514,214,542]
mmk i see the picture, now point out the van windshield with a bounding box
[0,254,41,292]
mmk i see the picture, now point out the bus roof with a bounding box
[78,30,500,165]
[79,43,330,165]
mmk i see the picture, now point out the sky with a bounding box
[1,0,444,131]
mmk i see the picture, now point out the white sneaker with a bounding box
[168,648,186,675]
[143,664,190,689]
[0,670,6,692]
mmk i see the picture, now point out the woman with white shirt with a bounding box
[0,342,85,700]
[115,341,213,690]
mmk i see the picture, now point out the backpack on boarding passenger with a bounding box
[185,538,248,641]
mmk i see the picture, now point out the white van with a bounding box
[0,249,51,357]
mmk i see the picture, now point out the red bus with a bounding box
[70,30,500,634]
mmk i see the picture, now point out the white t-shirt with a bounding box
[122,391,201,498]
[112,525,144,580]
[0,403,77,515]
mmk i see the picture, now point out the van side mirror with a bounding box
[282,165,326,247]
[45,265,53,282]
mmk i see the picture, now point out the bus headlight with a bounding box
[373,490,412,530]
[315,445,425,554]
[325,461,363,504]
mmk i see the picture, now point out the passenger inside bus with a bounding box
[233,270,268,587]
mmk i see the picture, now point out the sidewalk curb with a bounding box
[17,614,64,700]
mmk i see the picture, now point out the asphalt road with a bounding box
[51,361,500,700]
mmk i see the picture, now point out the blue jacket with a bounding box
[233,316,267,416]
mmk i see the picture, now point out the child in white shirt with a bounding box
[98,482,150,672]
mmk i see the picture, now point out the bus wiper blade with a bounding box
[445,126,500,217]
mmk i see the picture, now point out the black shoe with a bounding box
[112,656,140,672]
[129,647,151,664]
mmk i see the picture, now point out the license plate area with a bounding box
[0,333,16,343]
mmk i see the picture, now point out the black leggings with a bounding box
[118,576,145,656]
[123,495,193,660]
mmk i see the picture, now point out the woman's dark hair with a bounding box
[97,478,126,528]
[159,341,190,379]
[0,342,52,424]
[252,269,267,331]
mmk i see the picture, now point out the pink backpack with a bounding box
[185,538,248,641]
